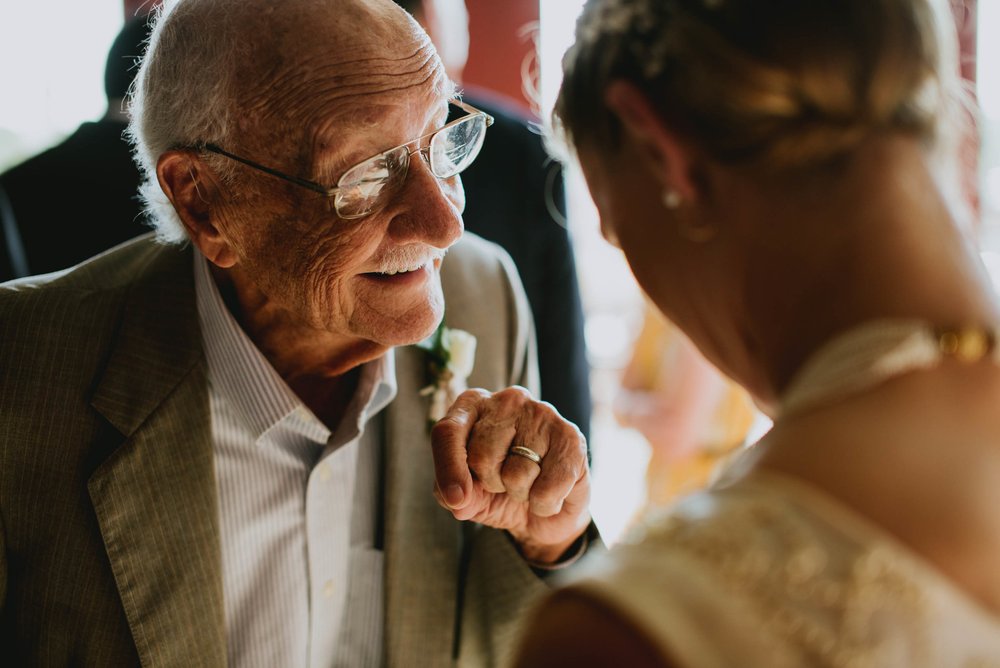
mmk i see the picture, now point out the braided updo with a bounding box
[555,0,964,170]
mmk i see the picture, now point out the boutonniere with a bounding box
[418,319,477,429]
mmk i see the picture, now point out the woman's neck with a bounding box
[728,137,999,406]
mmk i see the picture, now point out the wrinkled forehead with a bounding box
[319,74,456,133]
[228,3,454,148]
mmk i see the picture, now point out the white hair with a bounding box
[127,0,437,243]
[125,0,256,243]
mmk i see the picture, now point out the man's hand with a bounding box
[430,387,591,565]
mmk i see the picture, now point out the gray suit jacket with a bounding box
[0,233,553,667]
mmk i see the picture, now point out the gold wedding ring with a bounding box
[509,445,542,465]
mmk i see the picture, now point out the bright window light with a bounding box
[0,3,123,170]
[541,0,649,544]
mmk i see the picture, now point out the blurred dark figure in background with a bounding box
[394,0,592,442]
[0,17,151,281]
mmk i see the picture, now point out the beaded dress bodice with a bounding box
[570,472,1000,667]
[566,320,1000,667]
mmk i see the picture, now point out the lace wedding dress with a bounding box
[566,321,1000,667]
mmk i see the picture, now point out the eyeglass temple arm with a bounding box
[199,103,489,196]
[201,143,337,196]
[451,99,494,127]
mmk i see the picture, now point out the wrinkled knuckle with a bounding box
[549,420,585,455]
[547,460,577,485]
[543,440,572,466]
[538,404,570,430]
[566,420,585,443]
[509,385,533,399]
[466,449,490,474]
[499,465,517,483]
[497,385,533,406]
[485,480,507,495]
[565,425,587,457]
[430,418,460,441]
[461,387,491,402]
[501,472,529,496]
[452,388,489,412]
[577,440,589,468]
[505,462,533,483]
[531,402,569,435]
[530,498,561,518]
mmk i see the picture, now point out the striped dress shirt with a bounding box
[194,254,396,667]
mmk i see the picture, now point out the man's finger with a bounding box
[526,421,587,517]
[466,386,534,493]
[467,418,516,494]
[500,448,542,502]
[430,388,490,510]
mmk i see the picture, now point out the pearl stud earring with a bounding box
[662,189,682,209]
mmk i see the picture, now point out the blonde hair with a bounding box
[555,0,966,171]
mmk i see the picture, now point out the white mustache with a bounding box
[373,246,447,275]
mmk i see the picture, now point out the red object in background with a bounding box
[454,0,541,118]
[125,0,540,117]
[955,0,978,85]
[951,0,980,226]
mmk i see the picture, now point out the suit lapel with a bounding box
[383,344,463,667]
[88,243,226,667]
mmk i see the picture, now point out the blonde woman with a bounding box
[516,0,1000,665]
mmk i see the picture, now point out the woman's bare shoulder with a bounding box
[513,588,675,668]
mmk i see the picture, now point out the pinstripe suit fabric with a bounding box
[0,233,551,667]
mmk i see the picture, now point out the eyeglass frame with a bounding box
[194,99,494,217]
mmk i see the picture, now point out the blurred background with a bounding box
[0,0,994,544]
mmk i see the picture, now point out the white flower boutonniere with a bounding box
[418,320,477,428]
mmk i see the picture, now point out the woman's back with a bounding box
[569,467,1000,667]
[520,323,1000,667]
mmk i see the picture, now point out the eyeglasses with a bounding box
[199,100,493,220]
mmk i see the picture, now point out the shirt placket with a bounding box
[306,438,359,668]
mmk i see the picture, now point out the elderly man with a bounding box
[0,1,593,666]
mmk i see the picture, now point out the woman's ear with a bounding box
[156,150,238,267]
[603,80,699,204]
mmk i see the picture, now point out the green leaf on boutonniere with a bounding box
[416,315,478,432]
[416,317,451,379]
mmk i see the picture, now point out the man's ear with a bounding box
[156,150,238,268]
[603,80,699,203]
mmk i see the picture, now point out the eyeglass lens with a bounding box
[334,113,487,219]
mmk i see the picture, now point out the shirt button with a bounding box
[323,580,335,598]
[318,464,332,482]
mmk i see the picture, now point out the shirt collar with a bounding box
[193,252,397,446]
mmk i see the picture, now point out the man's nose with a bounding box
[389,156,464,249]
